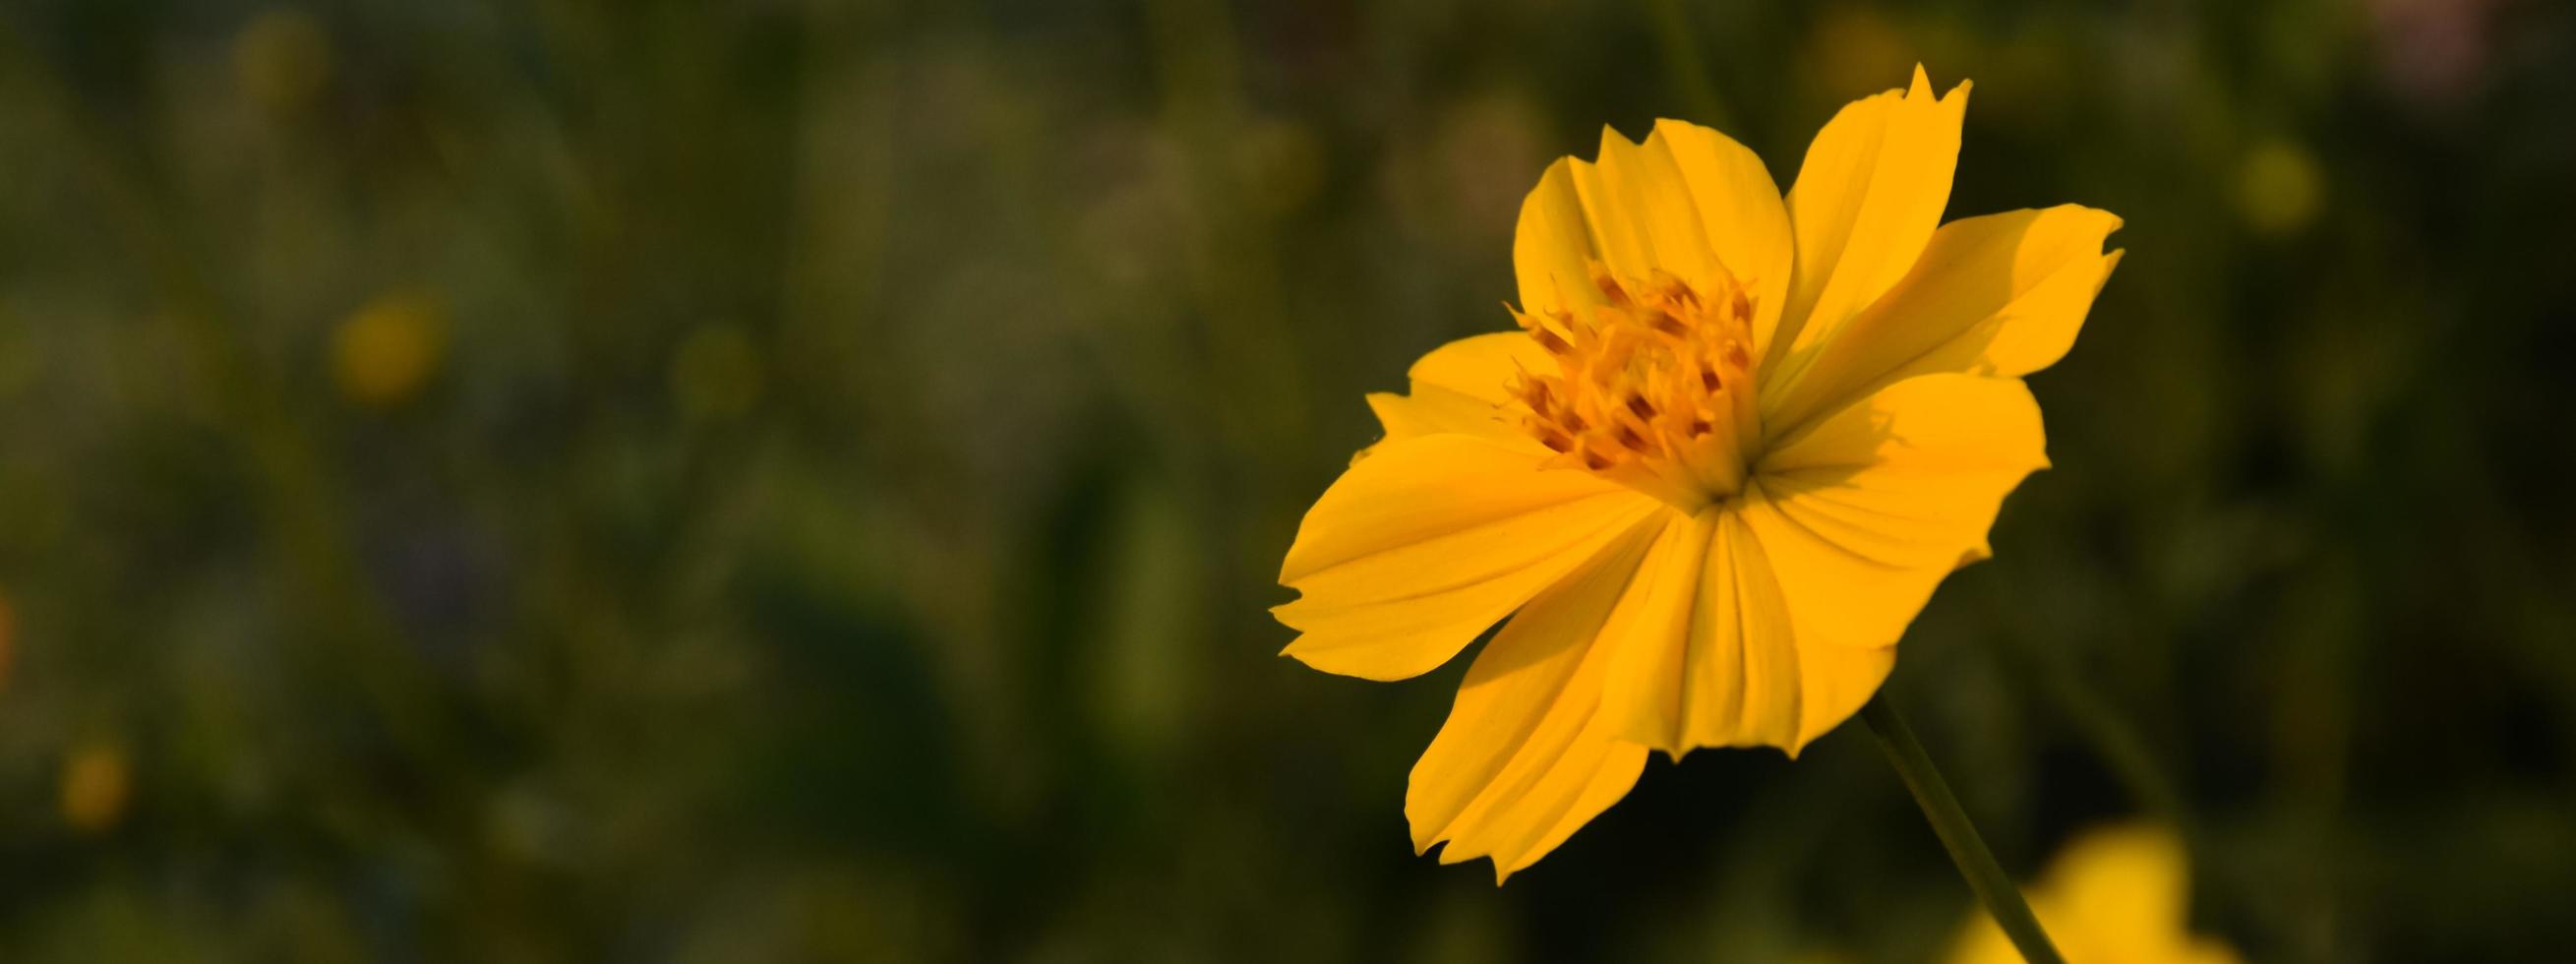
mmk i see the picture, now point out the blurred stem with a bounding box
[2013,635,2187,823]
[1861,694,2065,964]
[1642,0,1732,129]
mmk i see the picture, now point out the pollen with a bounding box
[1512,262,1763,510]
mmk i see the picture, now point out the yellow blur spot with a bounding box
[1946,824,2244,964]
[671,324,765,420]
[2236,139,2324,238]
[1805,6,1915,98]
[234,9,333,118]
[61,743,133,835]
[333,292,448,408]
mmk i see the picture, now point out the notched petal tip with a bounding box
[1538,153,1585,184]
[1598,123,1645,155]
[1647,117,1697,139]
[1907,63,1970,103]
[2053,204,2127,245]
[1767,719,1827,759]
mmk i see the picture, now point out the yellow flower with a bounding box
[332,291,447,408]
[2234,139,2324,238]
[61,742,133,835]
[1946,825,2244,964]
[1275,67,2123,879]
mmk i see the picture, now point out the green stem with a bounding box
[1860,694,2066,964]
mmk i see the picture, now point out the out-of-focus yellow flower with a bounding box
[61,742,133,834]
[2235,139,2324,238]
[234,9,333,118]
[1276,67,2123,879]
[332,292,447,408]
[1946,825,2244,964]
[671,324,765,419]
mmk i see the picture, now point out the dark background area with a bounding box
[2,0,2573,960]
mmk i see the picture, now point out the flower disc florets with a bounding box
[1513,263,1764,510]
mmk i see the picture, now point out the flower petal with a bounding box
[1650,119,1794,359]
[1407,331,1556,403]
[1512,126,1793,346]
[1681,512,1810,751]
[1782,629,1895,752]
[1407,521,1661,880]
[1515,157,1619,318]
[1767,205,2124,433]
[1745,373,2049,656]
[1596,507,1898,755]
[1365,385,1517,442]
[1277,435,1666,681]
[1366,332,1557,443]
[1617,510,1809,753]
[1597,510,1719,751]
[1766,65,1968,401]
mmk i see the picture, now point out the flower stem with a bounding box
[1860,694,2066,964]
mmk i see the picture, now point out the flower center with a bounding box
[1512,263,1763,511]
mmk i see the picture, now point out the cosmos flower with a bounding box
[1945,825,2243,964]
[1276,67,2123,878]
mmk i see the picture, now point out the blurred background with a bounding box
[2,0,2573,960]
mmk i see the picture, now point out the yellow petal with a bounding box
[1767,205,2124,433]
[1781,631,1894,752]
[1277,435,1666,681]
[1512,127,1793,345]
[1407,523,1659,879]
[1677,511,1807,751]
[1366,385,1519,443]
[1407,331,1555,402]
[1746,373,2048,657]
[1594,507,1896,755]
[1767,66,1968,399]
[1597,510,1719,751]
[1566,137,1665,286]
[1515,157,1618,318]
[1366,332,1558,443]
[1651,119,1794,359]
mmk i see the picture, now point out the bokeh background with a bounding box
[3,0,2574,960]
